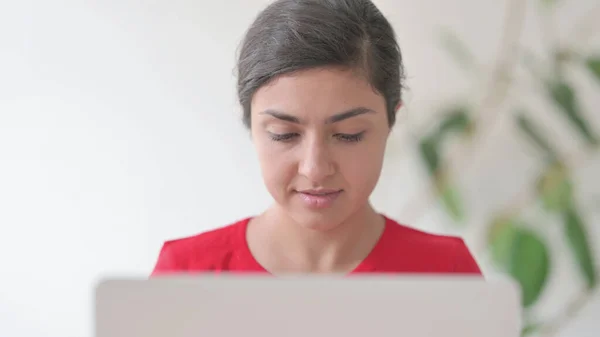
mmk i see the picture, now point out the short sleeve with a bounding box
[453,239,483,276]
[150,241,183,277]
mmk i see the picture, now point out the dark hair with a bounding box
[236,0,405,128]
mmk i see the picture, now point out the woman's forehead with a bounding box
[251,68,386,118]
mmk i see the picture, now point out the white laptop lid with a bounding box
[95,275,522,337]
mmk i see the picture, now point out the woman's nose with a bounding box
[297,139,335,183]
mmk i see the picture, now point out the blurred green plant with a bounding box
[415,1,599,336]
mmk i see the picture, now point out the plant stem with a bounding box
[495,148,592,218]
[536,289,597,337]
[400,0,528,223]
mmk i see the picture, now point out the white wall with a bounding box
[0,1,598,337]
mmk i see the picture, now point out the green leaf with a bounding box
[419,135,466,223]
[515,112,558,160]
[439,29,474,71]
[488,217,518,267]
[440,184,465,222]
[521,322,540,336]
[439,107,472,136]
[536,162,574,212]
[509,228,551,307]
[547,80,599,146]
[585,56,600,82]
[488,219,551,307]
[419,136,440,176]
[563,206,597,289]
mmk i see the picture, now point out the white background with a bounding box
[0,0,598,336]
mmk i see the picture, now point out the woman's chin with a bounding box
[286,209,349,232]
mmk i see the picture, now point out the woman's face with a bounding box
[250,67,392,231]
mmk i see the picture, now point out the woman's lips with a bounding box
[296,189,343,209]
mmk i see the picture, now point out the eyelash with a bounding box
[336,132,364,142]
[268,132,365,143]
[269,133,298,142]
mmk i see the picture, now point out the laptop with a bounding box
[95,275,522,337]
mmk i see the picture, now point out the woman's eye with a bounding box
[268,132,299,142]
[335,132,365,142]
[267,131,365,143]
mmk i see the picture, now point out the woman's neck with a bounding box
[247,204,386,274]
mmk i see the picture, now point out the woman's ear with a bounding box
[386,101,403,136]
[395,101,403,112]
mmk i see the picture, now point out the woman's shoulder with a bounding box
[150,217,252,275]
[384,216,469,246]
[378,216,482,275]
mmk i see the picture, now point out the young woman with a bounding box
[152,0,482,276]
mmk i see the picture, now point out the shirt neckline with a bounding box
[237,215,393,274]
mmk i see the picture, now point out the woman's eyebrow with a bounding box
[259,107,376,124]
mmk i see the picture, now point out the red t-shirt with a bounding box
[151,216,482,276]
